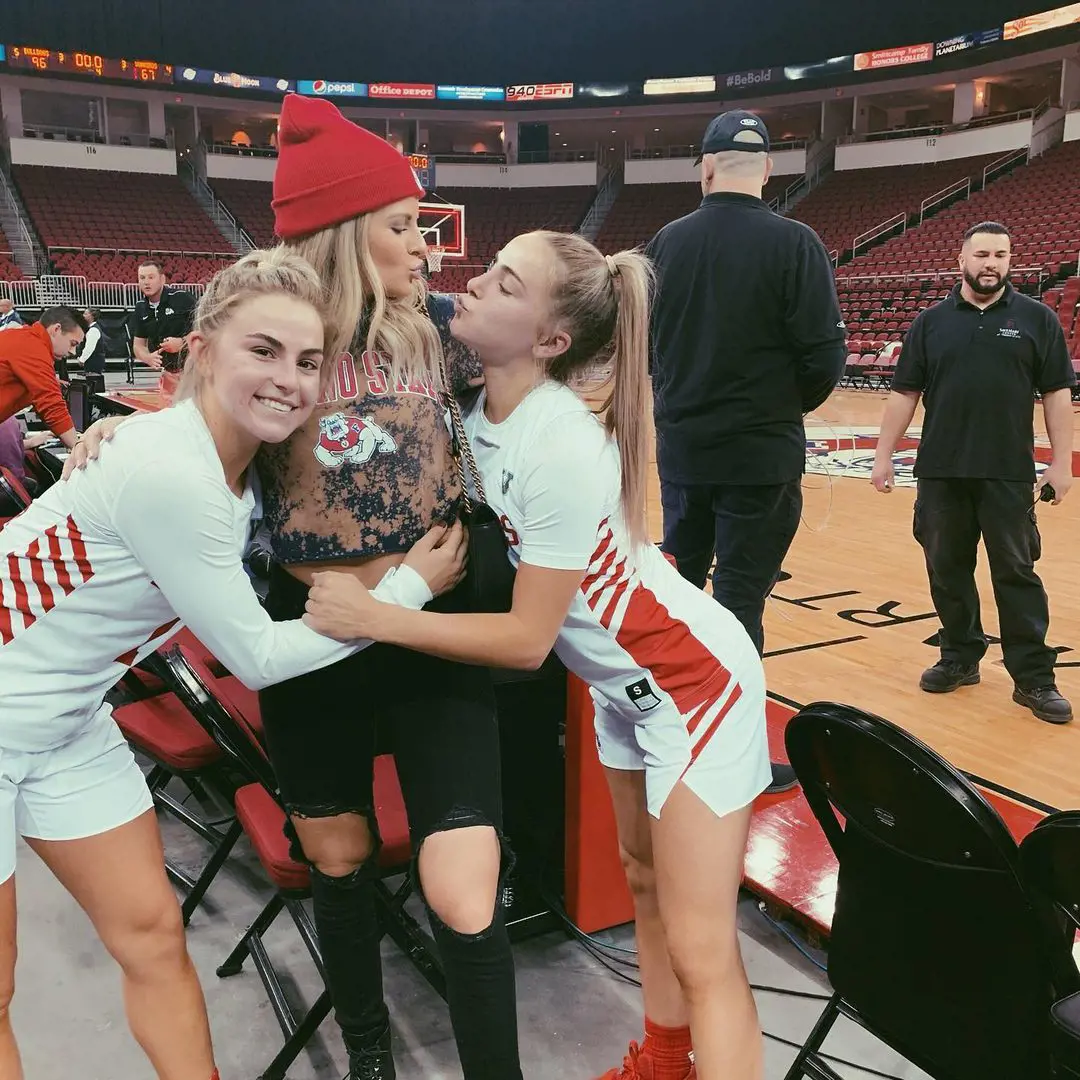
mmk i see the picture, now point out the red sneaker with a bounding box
[594,1042,696,1080]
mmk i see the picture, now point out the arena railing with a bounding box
[983,147,1030,186]
[627,138,807,161]
[15,123,173,149]
[919,176,972,223]
[852,212,907,258]
[838,265,1049,289]
[0,276,208,309]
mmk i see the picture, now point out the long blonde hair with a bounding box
[536,231,654,548]
[175,247,333,401]
[285,214,443,389]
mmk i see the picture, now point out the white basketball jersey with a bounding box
[463,382,756,732]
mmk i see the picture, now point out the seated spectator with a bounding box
[0,300,23,332]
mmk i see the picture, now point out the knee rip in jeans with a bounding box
[282,802,382,871]
[413,807,516,940]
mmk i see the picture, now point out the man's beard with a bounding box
[964,268,1007,296]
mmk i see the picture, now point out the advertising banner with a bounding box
[934,28,1003,57]
[854,43,934,71]
[297,79,368,97]
[505,83,575,102]
[1004,3,1080,39]
[177,67,292,93]
[643,75,716,96]
[436,85,505,101]
[368,83,436,100]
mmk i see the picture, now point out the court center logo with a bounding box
[803,430,918,486]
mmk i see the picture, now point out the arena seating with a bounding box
[13,166,234,283]
[595,175,790,254]
[0,226,24,281]
[1042,276,1080,363]
[790,154,1003,260]
[838,141,1080,280]
[210,179,275,246]
[427,185,596,292]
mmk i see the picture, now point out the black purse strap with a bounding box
[438,353,488,512]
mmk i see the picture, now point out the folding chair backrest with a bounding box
[1021,811,1080,933]
[0,466,31,514]
[786,701,1073,1080]
[162,645,277,794]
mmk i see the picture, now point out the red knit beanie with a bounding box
[272,94,425,239]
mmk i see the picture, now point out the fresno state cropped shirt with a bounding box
[0,399,431,752]
[462,381,751,723]
[260,293,482,564]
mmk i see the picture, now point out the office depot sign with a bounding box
[368,83,436,99]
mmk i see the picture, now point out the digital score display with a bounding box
[7,46,173,83]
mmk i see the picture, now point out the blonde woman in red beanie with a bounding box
[258,95,519,1080]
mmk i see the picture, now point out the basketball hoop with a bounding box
[425,246,445,275]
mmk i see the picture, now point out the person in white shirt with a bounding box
[79,308,106,374]
[0,248,463,1080]
[0,301,23,332]
[304,230,769,1080]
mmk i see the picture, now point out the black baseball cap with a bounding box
[694,110,770,164]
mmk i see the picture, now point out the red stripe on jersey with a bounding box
[608,579,732,715]
[678,683,743,784]
[6,552,33,636]
[597,569,630,629]
[65,517,92,581]
[115,618,181,666]
[581,538,617,595]
[25,538,56,615]
[0,574,13,645]
[44,525,73,592]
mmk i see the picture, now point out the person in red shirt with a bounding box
[0,308,86,449]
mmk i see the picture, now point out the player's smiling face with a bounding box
[192,294,325,449]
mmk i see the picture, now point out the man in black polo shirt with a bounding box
[130,259,195,381]
[647,109,846,792]
[872,221,1075,723]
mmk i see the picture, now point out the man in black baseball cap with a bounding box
[693,108,770,164]
[647,108,846,796]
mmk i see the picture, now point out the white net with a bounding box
[425,246,445,275]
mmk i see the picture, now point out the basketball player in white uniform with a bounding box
[0,250,462,1080]
[304,230,769,1080]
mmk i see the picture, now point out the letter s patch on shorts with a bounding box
[625,677,662,713]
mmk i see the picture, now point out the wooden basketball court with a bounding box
[638,388,1080,811]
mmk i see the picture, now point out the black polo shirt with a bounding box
[646,192,846,486]
[131,286,196,372]
[893,283,1075,482]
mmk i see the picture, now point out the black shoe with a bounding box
[919,660,980,694]
[1013,685,1073,725]
[346,1028,395,1080]
[765,762,799,794]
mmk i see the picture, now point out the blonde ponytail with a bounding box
[603,250,652,548]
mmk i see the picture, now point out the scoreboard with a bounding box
[6,46,173,83]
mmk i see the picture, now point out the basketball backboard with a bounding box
[418,201,466,260]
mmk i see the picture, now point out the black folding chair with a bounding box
[783,701,1078,1080]
[1020,812,1080,1079]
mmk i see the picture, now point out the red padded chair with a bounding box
[163,645,444,1080]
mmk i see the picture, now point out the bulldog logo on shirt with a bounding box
[313,412,397,468]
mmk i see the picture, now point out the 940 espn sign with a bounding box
[506,82,574,101]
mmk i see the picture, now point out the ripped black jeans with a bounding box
[259,565,522,1080]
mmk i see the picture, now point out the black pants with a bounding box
[914,478,1056,689]
[259,566,522,1079]
[660,479,803,656]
